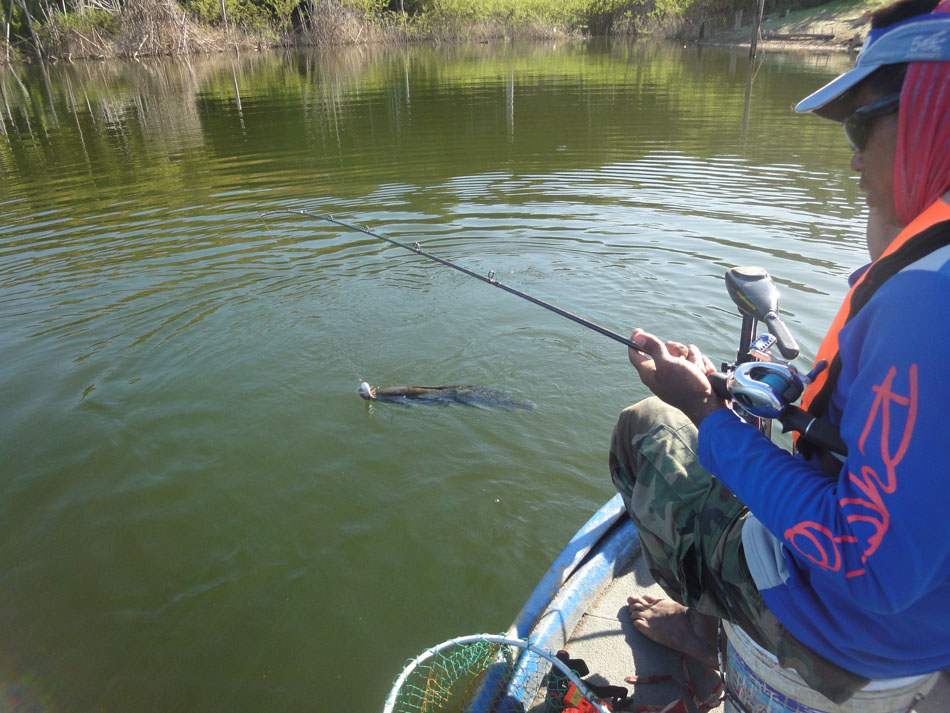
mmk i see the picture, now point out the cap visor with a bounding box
[795,65,877,121]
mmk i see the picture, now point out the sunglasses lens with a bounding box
[844,115,868,152]
[842,92,901,152]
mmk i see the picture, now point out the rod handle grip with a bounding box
[708,371,730,400]
[779,406,848,456]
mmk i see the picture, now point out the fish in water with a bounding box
[358,382,534,411]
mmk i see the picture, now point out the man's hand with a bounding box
[628,328,727,426]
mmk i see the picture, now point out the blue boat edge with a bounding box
[507,494,638,645]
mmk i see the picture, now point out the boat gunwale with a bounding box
[507,494,630,640]
[502,495,642,710]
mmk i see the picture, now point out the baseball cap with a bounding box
[795,12,950,120]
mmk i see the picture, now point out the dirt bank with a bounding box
[698,0,890,53]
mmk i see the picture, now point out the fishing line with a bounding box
[256,210,366,383]
[262,209,647,354]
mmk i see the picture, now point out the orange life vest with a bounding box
[800,196,950,421]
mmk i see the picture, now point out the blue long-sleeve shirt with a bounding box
[697,254,950,679]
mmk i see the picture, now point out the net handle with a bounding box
[382,633,612,713]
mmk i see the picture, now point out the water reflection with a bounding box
[1,43,858,207]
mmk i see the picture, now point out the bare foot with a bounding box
[627,594,719,668]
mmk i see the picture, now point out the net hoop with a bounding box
[382,633,612,713]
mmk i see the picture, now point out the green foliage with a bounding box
[184,0,388,32]
[350,0,390,12]
[2,0,31,45]
[421,0,634,26]
[387,0,680,33]
[650,0,687,20]
[581,0,646,32]
[265,0,297,25]
[185,0,273,29]
[425,0,556,23]
[44,8,119,36]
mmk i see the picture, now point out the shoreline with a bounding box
[0,0,878,66]
[0,36,859,69]
[699,37,859,54]
[0,31,862,68]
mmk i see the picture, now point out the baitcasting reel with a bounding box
[712,267,807,420]
[723,332,828,419]
[713,268,845,455]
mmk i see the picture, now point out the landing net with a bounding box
[382,634,610,713]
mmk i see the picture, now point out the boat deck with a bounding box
[559,553,950,713]
[556,550,725,713]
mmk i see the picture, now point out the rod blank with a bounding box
[269,210,645,353]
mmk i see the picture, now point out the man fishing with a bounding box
[610,0,950,702]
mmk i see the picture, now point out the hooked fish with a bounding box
[359,382,534,411]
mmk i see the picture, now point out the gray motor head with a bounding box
[725,266,778,321]
[724,267,799,360]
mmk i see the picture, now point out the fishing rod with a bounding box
[265,209,847,454]
[265,209,647,354]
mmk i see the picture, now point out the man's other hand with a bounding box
[628,328,727,426]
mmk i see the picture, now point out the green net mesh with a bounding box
[386,636,589,713]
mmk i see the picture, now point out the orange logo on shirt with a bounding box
[784,365,918,577]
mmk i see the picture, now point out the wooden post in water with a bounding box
[4,0,14,63]
[750,0,766,57]
[219,0,230,37]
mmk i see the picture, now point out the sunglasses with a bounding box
[843,92,901,152]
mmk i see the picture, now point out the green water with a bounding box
[1,42,866,712]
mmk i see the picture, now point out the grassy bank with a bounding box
[0,0,882,63]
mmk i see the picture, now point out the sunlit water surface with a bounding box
[0,42,865,712]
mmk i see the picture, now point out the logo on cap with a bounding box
[909,30,949,57]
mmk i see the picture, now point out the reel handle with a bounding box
[762,311,800,360]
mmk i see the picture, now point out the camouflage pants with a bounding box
[609,397,869,704]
